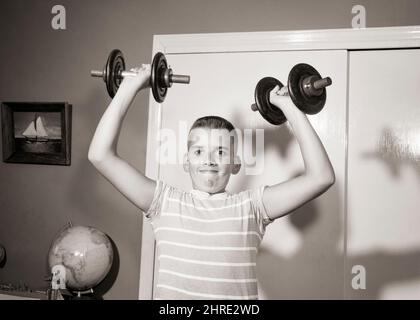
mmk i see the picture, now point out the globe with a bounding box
[48,225,113,292]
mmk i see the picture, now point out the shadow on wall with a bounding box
[362,127,420,179]
[348,125,420,299]
[230,109,296,192]
[0,244,6,269]
[257,183,343,299]
[255,125,420,299]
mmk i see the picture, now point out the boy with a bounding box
[88,64,335,299]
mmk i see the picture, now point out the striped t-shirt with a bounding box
[145,181,273,300]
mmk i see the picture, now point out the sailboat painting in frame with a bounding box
[1,102,72,165]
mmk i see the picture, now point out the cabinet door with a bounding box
[142,50,348,299]
[347,49,420,299]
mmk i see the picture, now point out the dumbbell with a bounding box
[251,63,332,125]
[91,49,190,102]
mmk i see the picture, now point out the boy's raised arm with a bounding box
[88,65,156,213]
[262,86,336,221]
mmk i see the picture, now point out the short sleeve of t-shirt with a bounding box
[144,180,173,221]
[248,185,273,234]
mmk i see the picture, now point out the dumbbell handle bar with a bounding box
[90,70,190,84]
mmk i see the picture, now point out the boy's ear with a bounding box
[232,156,241,175]
[183,153,190,172]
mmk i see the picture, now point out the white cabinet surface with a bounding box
[140,28,420,299]
[347,49,420,299]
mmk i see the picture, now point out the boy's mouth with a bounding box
[199,169,218,174]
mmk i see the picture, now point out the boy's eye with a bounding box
[218,150,226,156]
[194,149,202,156]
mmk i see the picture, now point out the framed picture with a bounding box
[1,102,72,165]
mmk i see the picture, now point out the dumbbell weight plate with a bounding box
[288,63,326,115]
[254,77,287,125]
[106,49,125,98]
[151,52,168,103]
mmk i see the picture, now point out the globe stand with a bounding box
[69,288,101,300]
[47,288,72,300]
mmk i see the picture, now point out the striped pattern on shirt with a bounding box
[145,181,272,300]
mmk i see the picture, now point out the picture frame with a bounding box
[1,102,72,166]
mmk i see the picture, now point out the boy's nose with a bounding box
[204,159,216,166]
[204,153,216,166]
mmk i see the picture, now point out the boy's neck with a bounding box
[191,188,228,197]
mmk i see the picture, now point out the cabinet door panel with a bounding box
[347,49,420,299]
[145,50,347,299]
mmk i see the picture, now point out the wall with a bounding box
[0,0,419,299]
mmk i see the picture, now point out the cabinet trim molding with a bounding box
[154,26,420,54]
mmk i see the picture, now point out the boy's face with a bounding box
[184,128,240,194]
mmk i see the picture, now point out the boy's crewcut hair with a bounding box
[189,115,235,133]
